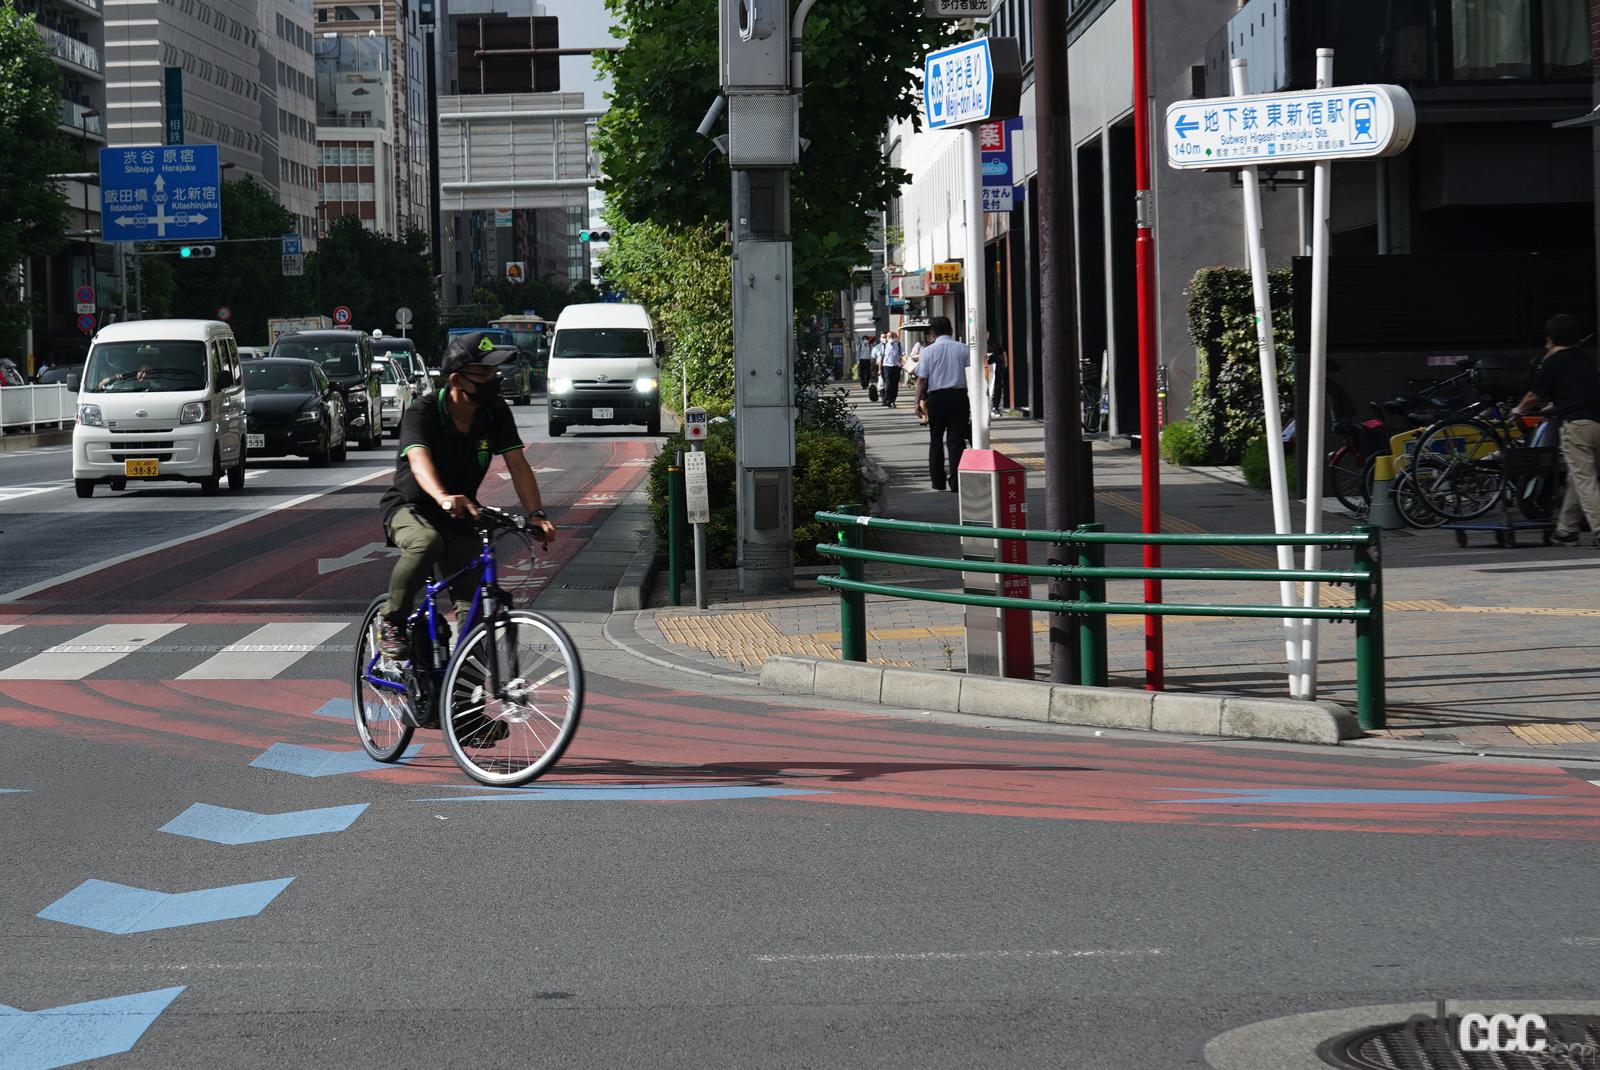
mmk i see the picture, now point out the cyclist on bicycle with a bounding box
[375,332,557,656]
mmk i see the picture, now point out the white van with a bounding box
[73,319,247,497]
[546,303,661,436]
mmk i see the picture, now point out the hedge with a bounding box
[1186,267,1295,464]
[647,421,869,568]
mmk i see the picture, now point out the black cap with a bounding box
[440,332,512,377]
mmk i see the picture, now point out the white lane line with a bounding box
[0,625,20,639]
[178,622,347,679]
[752,948,1166,964]
[0,623,185,680]
[0,484,71,502]
[0,466,391,603]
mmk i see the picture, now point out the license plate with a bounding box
[124,459,159,478]
[246,434,265,449]
[593,408,613,420]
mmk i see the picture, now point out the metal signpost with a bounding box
[1164,57,1414,698]
[395,305,413,338]
[684,406,711,610]
[98,145,222,243]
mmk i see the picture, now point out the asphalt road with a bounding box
[3,401,1600,1069]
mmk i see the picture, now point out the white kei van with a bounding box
[546,303,661,436]
[73,319,247,497]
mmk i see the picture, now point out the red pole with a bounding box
[1131,0,1163,690]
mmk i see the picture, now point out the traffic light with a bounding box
[179,245,216,259]
[578,229,611,243]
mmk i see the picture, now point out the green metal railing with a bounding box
[814,509,1387,729]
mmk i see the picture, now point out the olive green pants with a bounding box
[384,506,481,625]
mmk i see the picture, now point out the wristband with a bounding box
[529,509,548,520]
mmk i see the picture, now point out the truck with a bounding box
[268,315,334,344]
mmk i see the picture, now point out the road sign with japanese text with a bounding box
[98,144,222,242]
[1165,85,1415,170]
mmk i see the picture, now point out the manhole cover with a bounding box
[1318,1014,1600,1069]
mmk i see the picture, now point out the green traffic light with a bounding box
[180,246,192,258]
[579,230,591,242]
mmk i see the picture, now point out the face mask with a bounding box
[465,374,501,405]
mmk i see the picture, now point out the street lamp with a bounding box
[80,108,99,300]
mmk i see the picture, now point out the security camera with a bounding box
[697,95,726,139]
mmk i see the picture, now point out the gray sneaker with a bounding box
[376,618,408,658]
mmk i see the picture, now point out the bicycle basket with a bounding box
[1469,353,1532,399]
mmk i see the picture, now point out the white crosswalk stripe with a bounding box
[0,623,185,680]
[177,622,346,679]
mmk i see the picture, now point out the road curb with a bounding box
[758,656,1361,745]
[601,611,760,687]
[611,536,659,612]
[0,428,72,451]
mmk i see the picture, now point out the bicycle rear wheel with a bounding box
[352,595,416,762]
[1328,445,1368,516]
[440,609,583,786]
[1412,418,1507,521]
[1393,469,1446,528]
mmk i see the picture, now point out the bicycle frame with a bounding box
[363,530,501,697]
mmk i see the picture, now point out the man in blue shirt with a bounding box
[913,316,970,492]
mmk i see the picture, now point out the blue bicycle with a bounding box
[353,505,583,786]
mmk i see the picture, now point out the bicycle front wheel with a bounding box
[1328,445,1368,516]
[440,609,584,786]
[352,595,416,762]
[1412,419,1508,521]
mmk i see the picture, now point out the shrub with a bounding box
[1187,267,1294,464]
[1159,420,1208,466]
[648,422,868,568]
[1241,437,1299,493]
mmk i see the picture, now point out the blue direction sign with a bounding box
[281,233,302,257]
[98,144,222,242]
[1165,85,1415,169]
[925,39,994,131]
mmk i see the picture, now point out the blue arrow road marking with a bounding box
[1158,788,1555,805]
[313,698,353,719]
[0,986,184,1070]
[250,742,420,777]
[417,783,824,803]
[1173,114,1200,139]
[37,878,294,934]
[160,803,367,845]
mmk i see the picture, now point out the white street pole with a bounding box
[692,440,708,609]
[963,126,990,448]
[1298,48,1334,698]
[1230,58,1303,692]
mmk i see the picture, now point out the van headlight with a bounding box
[180,401,211,425]
[77,403,104,427]
[634,377,658,393]
[550,378,574,395]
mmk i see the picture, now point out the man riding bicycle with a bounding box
[376,332,557,657]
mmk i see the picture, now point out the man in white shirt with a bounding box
[855,335,875,390]
[879,332,904,407]
[913,316,970,492]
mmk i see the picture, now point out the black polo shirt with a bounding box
[380,388,524,527]
[1533,346,1600,424]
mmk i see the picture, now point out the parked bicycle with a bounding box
[352,504,583,786]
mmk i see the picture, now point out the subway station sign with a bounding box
[1164,84,1415,170]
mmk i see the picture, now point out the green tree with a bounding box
[593,0,948,313]
[309,217,442,356]
[0,1,75,349]
[601,217,732,415]
[168,176,312,344]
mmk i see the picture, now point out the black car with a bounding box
[243,358,347,466]
[492,345,534,405]
[36,364,83,392]
[267,330,382,449]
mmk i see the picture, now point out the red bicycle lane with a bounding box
[0,438,656,622]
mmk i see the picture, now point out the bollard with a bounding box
[1351,523,1387,729]
[1367,453,1404,530]
[837,503,867,662]
[1075,524,1109,687]
[667,454,685,606]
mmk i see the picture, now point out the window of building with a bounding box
[1446,0,1587,81]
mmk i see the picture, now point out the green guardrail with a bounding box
[814,508,1386,730]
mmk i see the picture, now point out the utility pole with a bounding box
[1130,0,1163,689]
[718,0,804,594]
[1031,0,1093,683]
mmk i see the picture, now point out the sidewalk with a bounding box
[615,384,1600,759]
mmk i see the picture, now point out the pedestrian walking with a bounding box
[1512,313,1600,546]
[986,338,1008,414]
[914,316,969,492]
[855,336,875,390]
[880,332,904,407]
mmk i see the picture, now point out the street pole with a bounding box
[1298,48,1335,698]
[1130,0,1163,690]
[1031,0,1091,683]
[1230,57,1303,692]
[963,126,989,449]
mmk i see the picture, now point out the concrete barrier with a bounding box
[758,656,1361,745]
